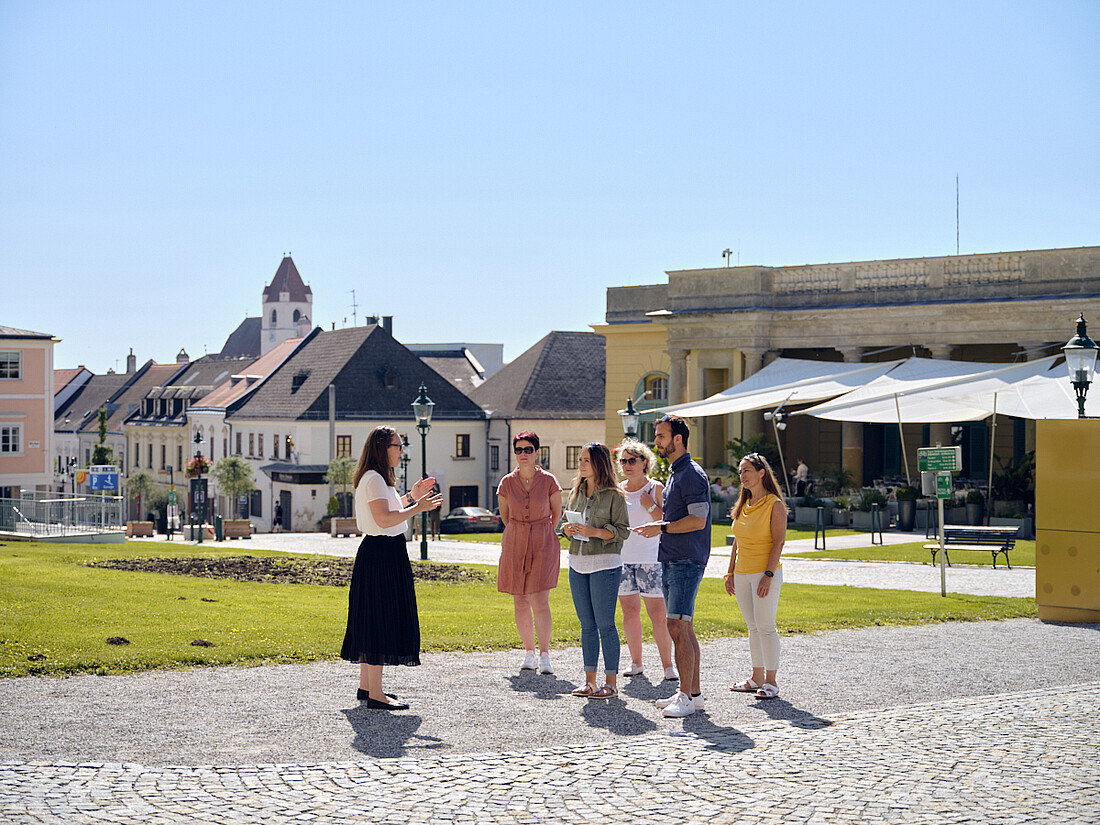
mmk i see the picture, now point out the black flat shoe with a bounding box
[357,689,398,701]
[365,696,409,710]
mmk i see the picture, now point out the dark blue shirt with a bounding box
[657,452,712,564]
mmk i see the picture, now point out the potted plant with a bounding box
[852,489,887,530]
[965,489,985,526]
[794,492,828,525]
[895,485,919,532]
[832,495,852,527]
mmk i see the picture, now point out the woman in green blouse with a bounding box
[561,442,631,699]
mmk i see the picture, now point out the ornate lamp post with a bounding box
[412,384,434,561]
[191,431,207,544]
[1062,313,1098,419]
[400,433,411,493]
[617,397,641,440]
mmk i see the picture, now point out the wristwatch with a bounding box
[660,522,668,533]
[764,570,774,578]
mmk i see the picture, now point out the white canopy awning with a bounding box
[795,355,1073,422]
[654,357,903,418]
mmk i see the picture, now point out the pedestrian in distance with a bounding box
[496,431,563,675]
[615,439,677,681]
[340,426,443,710]
[725,452,787,700]
[562,442,631,699]
[633,414,712,718]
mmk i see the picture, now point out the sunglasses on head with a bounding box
[514,446,536,455]
[619,456,641,466]
[743,453,764,467]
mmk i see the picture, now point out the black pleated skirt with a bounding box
[340,533,421,667]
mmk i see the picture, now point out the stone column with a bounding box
[668,348,688,407]
[1019,342,1049,455]
[838,347,864,488]
[740,348,767,441]
[927,344,954,449]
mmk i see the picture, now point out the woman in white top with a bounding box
[616,439,677,681]
[340,426,442,710]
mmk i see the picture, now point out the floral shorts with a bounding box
[618,563,665,598]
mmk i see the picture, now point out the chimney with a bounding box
[176,348,189,363]
[126,349,136,374]
[382,316,393,334]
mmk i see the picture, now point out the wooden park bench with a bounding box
[923,524,1019,569]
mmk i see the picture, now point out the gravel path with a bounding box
[2,618,1096,766]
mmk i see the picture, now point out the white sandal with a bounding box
[755,683,779,700]
[730,678,762,693]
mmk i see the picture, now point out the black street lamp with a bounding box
[1062,313,1098,419]
[192,431,206,544]
[399,433,411,493]
[412,384,434,561]
[618,397,641,441]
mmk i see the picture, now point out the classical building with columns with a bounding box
[596,245,1100,486]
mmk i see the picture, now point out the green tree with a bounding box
[326,456,355,516]
[123,470,157,521]
[90,407,115,467]
[210,456,256,519]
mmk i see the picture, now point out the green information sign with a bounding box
[935,471,953,499]
[918,446,962,473]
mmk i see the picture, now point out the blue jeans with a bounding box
[569,566,621,675]
[662,559,706,621]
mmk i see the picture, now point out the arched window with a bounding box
[293,309,301,322]
[645,375,669,402]
[271,309,277,324]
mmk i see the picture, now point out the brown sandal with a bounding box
[571,683,596,697]
[589,683,618,699]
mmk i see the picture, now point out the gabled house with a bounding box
[471,331,607,501]
[224,323,488,532]
[123,355,259,504]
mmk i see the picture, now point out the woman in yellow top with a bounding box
[724,452,787,700]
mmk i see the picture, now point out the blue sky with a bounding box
[3,1,1097,375]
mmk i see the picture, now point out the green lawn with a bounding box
[0,540,1036,678]
[785,539,1037,568]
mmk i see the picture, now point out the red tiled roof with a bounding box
[262,256,312,303]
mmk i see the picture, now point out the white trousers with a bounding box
[733,568,783,671]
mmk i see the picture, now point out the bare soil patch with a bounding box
[87,556,492,586]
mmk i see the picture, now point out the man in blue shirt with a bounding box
[634,414,711,717]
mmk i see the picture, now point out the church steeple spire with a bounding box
[261,255,313,355]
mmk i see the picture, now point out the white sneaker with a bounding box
[655,691,682,708]
[663,665,679,681]
[661,691,696,717]
[623,662,644,677]
[538,652,554,675]
[692,693,706,711]
[520,651,537,671]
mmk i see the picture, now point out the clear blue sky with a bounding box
[3,1,1097,375]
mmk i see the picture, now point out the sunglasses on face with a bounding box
[619,456,640,466]
[514,446,536,455]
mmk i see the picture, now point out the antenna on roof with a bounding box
[348,289,358,326]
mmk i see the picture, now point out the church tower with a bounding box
[260,256,313,355]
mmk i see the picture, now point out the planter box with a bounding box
[851,511,880,531]
[126,521,154,538]
[832,509,851,527]
[222,519,253,540]
[794,506,827,526]
[330,517,362,537]
[990,516,1034,541]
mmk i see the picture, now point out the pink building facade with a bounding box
[0,327,56,497]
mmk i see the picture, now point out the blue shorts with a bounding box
[618,563,664,598]
[661,559,706,621]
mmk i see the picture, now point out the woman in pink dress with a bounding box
[497,431,563,675]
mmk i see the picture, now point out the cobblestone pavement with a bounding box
[2,683,1097,824]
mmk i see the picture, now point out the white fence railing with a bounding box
[0,491,125,537]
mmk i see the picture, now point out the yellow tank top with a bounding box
[731,492,783,575]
